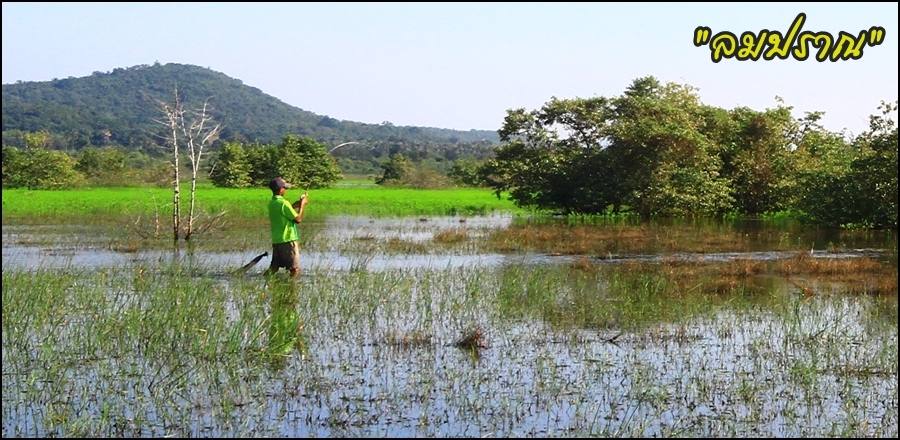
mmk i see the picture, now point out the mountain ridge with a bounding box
[1,62,499,151]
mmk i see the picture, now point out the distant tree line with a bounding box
[478,76,897,229]
[372,153,452,189]
[0,131,472,190]
[330,139,496,176]
[2,130,169,188]
[3,75,895,229]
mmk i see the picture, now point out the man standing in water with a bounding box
[265,177,308,278]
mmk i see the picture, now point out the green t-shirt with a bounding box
[268,195,299,244]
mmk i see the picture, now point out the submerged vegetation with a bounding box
[487,220,898,255]
[3,216,897,437]
[2,255,896,436]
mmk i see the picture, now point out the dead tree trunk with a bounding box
[183,100,221,241]
[157,89,222,242]
[156,88,184,242]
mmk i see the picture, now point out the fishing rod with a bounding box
[234,251,268,275]
[328,141,361,154]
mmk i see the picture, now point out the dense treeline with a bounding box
[479,76,898,228]
[2,63,498,157]
[2,134,343,190]
[3,73,895,229]
[0,130,477,190]
[2,130,168,188]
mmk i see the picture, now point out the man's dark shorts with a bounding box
[271,241,300,271]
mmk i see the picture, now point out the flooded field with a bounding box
[2,216,897,437]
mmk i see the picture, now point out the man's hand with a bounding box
[293,193,309,224]
[292,193,309,211]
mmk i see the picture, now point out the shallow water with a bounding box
[2,216,893,271]
[2,216,897,437]
[3,270,896,437]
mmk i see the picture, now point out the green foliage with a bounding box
[487,96,617,213]
[23,130,52,149]
[724,105,797,214]
[376,153,414,185]
[795,102,898,228]
[213,136,342,189]
[607,80,734,217]
[272,135,343,189]
[209,142,251,188]
[488,79,734,216]
[29,149,84,189]
[488,77,897,228]
[640,162,733,217]
[1,146,27,187]
[76,147,126,183]
[2,145,83,189]
[845,125,897,228]
[397,166,452,189]
[334,157,382,176]
[793,117,857,226]
[448,159,488,186]
[5,131,185,188]
[374,153,454,188]
[245,144,276,187]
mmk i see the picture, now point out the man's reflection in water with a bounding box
[265,281,306,368]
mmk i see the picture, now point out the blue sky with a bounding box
[3,2,897,136]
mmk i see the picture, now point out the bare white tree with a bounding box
[181,99,221,240]
[155,87,183,242]
[155,88,222,241]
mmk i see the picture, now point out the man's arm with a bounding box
[291,194,309,223]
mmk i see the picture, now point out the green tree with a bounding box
[487,77,734,216]
[792,114,856,225]
[608,79,734,217]
[27,149,84,188]
[487,96,618,213]
[23,130,52,150]
[376,153,414,185]
[210,142,252,188]
[2,146,83,189]
[400,166,452,189]
[246,143,276,186]
[723,105,797,214]
[2,146,28,187]
[487,77,757,216]
[76,147,127,183]
[844,102,898,228]
[448,159,487,186]
[793,102,897,228]
[271,135,342,189]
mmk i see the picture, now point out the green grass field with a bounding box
[1,185,525,221]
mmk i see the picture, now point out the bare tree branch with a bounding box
[156,90,224,242]
[156,88,183,241]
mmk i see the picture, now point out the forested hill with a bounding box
[1,63,499,150]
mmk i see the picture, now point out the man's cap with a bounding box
[268,177,293,192]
